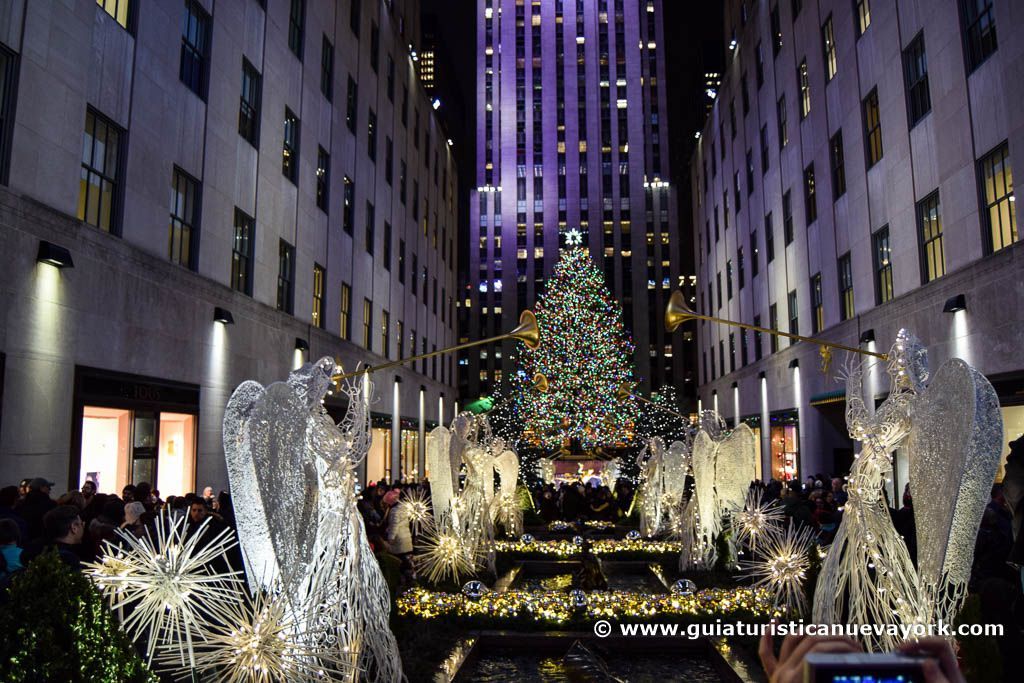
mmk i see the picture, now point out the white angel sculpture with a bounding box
[691,411,758,548]
[223,358,404,682]
[813,330,1003,651]
[638,437,692,537]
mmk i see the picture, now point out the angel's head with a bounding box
[287,356,338,409]
[887,329,929,392]
[452,412,475,440]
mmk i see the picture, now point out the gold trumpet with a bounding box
[331,310,540,382]
[664,290,887,371]
[616,381,689,420]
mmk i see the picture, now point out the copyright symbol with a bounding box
[594,620,612,638]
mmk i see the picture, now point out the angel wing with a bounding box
[426,426,456,526]
[691,430,719,540]
[493,450,520,501]
[907,359,1003,623]
[663,440,690,501]
[223,378,321,597]
[714,424,758,517]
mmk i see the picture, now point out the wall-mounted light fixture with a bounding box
[788,359,800,369]
[942,294,967,314]
[295,337,309,352]
[859,329,875,344]
[37,241,74,268]
[213,307,234,325]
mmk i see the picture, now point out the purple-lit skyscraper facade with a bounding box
[464,0,683,401]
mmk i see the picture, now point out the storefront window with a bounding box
[770,412,799,481]
[367,427,392,484]
[998,404,1024,481]
[80,407,195,495]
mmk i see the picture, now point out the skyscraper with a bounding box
[464,0,682,403]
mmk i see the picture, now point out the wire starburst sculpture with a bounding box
[416,527,477,584]
[742,520,817,616]
[85,515,245,668]
[733,488,786,551]
[394,488,435,535]
[181,583,355,683]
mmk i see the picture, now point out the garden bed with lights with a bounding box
[492,536,686,561]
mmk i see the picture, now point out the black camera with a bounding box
[804,652,927,683]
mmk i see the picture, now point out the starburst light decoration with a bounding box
[182,582,353,683]
[85,515,244,669]
[394,487,434,536]
[743,520,817,617]
[733,488,785,551]
[417,528,477,584]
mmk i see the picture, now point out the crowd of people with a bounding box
[535,479,636,524]
[0,477,234,585]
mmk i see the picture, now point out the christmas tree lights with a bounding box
[499,248,639,449]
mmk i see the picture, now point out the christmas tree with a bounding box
[636,385,691,444]
[506,248,638,450]
[0,550,156,683]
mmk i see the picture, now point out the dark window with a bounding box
[346,77,358,133]
[400,160,407,203]
[282,108,299,182]
[168,167,199,269]
[277,239,295,314]
[0,47,16,184]
[312,263,325,328]
[783,190,794,244]
[726,260,734,300]
[320,35,333,100]
[340,282,351,340]
[729,333,736,372]
[917,191,945,283]
[804,164,816,224]
[370,22,379,72]
[768,304,779,353]
[288,0,305,59]
[97,0,131,29]
[765,212,775,262]
[760,124,769,174]
[788,289,799,341]
[719,339,725,376]
[746,149,754,194]
[838,252,854,320]
[863,88,882,168]
[365,201,375,254]
[738,247,745,289]
[231,208,254,296]
[822,15,837,80]
[77,108,122,234]
[855,0,871,37]
[962,0,996,70]
[383,221,392,270]
[716,271,723,309]
[316,147,329,211]
[810,273,823,333]
[980,141,1017,252]
[770,4,783,56]
[903,33,930,126]
[387,55,395,101]
[777,95,788,148]
[830,130,846,198]
[350,0,361,36]
[873,225,894,304]
[798,59,810,118]
[411,254,418,296]
[730,101,737,138]
[342,176,354,234]
[751,229,760,276]
[367,108,376,161]
[238,60,261,145]
[180,0,210,98]
[385,137,393,184]
[381,310,390,358]
[754,314,763,360]
[398,239,406,283]
[741,73,750,115]
[734,172,741,214]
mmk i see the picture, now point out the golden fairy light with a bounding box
[742,520,817,616]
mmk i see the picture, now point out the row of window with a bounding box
[701,141,1016,384]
